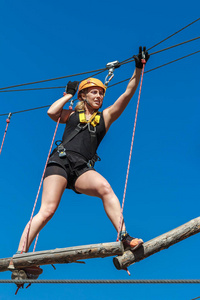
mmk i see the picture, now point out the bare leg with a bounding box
[75,170,126,232]
[18,175,67,252]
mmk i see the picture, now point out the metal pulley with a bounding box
[104,60,120,86]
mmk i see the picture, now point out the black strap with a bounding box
[62,123,87,146]
[59,112,100,163]
[87,123,97,158]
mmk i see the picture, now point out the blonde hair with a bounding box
[75,90,87,111]
[75,100,85,111]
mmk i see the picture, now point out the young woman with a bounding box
[17,47,149,254]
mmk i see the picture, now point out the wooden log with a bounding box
[113,217,200,270]
[0,241,123,273]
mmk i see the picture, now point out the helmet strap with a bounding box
[84,97,98,112]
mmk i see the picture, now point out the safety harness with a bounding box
[56,110,101,167]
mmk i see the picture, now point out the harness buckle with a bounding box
[55,140,67,158]
[77,123,88,130]
[87,123,96,133]
[87,154,101,168]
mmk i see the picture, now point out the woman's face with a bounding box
[85,87,104,109]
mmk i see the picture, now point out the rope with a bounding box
[1,279,200,284]
[117,61,146,241]
[0,113,12,155]
[21,117,61,253]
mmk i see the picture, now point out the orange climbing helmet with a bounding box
[78,78,106,98]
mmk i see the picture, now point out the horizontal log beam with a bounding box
[113,217,200,270]
[0,241,123,273]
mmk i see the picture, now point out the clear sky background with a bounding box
[0,0,199,299]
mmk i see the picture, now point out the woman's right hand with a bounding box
[65,81,79,96]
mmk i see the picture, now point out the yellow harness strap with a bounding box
[78,111,100,127]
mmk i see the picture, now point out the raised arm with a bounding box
[47,81,79,123]
[103,47,149,131]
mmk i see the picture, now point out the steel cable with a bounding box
[0,32,199,93]
[0,68,107,91]
[0,37,199,96]
[118,17,200,64]
[0,279,200,284]
[0,49,199,117]
[109,49,200,88]
[147,17,200,51]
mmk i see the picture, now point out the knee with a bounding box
[39,206,56,223]
[97,181,114,199]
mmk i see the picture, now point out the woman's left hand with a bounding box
[133,46,150,69]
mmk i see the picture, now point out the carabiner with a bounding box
[69,99,74,110]
[104,60,120,86]
[6,112,12,123]
[141,50,146,64]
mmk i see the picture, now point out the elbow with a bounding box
[47,108,53,117]
[47,109,60,121]
[47,109,54,118]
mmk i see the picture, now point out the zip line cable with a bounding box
[0,32,199,93]
[150,36,200,56]
[0,86,66,93]
[109,49,200,88]
[0,69,107,93]
[147,17,200,51]
[1,279,200,284]
[0,36,199,96]
[0,48,199,117]
[0,36,197,96]
[119,36,200,67]
[0,68,107,91]
[0,105,51,116]
[0,35,199,157]
[0,46,198,97]
[118,17,200,64]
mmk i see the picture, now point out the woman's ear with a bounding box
[79,91,86,101]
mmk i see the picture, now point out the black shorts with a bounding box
[44,162,94,194]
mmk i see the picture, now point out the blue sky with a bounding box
[0,0,200,299]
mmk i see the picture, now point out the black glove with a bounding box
[133,46,150,69]
[65,81,79,96]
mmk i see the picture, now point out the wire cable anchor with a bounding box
[0,112,12,155]
[6,112,12,123]
[141,50,147,64]
[105,60,120,86]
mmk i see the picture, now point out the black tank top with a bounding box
[62,111,106,160]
